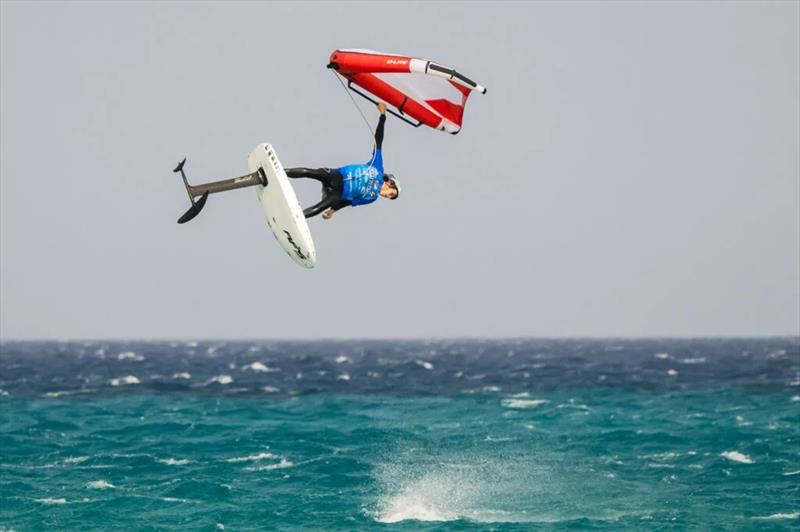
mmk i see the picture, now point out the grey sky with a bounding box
[1,1,798,340]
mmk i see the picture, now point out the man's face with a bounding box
[380,182,398,199]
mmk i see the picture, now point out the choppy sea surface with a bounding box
[1,338,798,531]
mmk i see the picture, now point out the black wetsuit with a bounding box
[287,114,386,219]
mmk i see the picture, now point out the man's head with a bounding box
[380,174,400,200]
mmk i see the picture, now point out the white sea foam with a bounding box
[158,458,190,466]
[501,399,549,409]
[782,470,800,476]
[378,502,455,523]
[679,357,706,364]
[225,452,274,463]
[373,459,532,524]
[753,512,799,520]
[110,375,139,386]
[64,456,90,465]
[557,402,590,411]
[666,369,678,376]
[261,386,280,393]
[117,351,144,361]
[172,372,191,380]
[721,451,753,464]
[376,474,463,523]
[161,497,192,503]
[206,375,233,385]
[337,373,351,381]
[245,458,294,471]
[482,386,501,393]
[484,436,514,442]
[654,353,671,359]
[335,355,352,364]
[415,360,434,370]
[645,452,678,461]
[791,395,800,402]
[44,390,79,398]
[243,362,277,373]
[86,480,115,489]
[0,389,9,396]
[36,497,67,505]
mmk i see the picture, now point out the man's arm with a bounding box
[374,102,387,150]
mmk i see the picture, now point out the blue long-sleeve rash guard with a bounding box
[338,149,384,206]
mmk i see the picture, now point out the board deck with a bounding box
[248,143,316,268]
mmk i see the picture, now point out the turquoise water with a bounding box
[1,340,798,530]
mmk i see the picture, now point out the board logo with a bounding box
[283,230,307,260]
[386,59,408,65]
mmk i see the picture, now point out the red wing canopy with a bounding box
[328,49,486,134]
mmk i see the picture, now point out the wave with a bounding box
[110,376,140,386]
[502,398,549,409]
[86,480,115,489]
[158,458,190,466]
[752,512,799,520]
[36,497,67,505]
[225,452,275,463]
[720,451,753,464]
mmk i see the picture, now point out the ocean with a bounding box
[1,338,798,530]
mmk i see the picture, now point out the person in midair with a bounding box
[285,102,399,219]
[170,102,399,225]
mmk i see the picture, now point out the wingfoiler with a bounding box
[169,49,485,268]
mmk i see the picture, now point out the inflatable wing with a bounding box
[328,49,486,134]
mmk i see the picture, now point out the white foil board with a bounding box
[248,143,316,268]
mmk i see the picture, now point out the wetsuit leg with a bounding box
[303,191,340,219]
[285,167,339,188]
[287,168,346,218]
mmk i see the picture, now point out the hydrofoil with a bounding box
[171,144,316,268]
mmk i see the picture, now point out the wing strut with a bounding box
[346,81,422,128]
